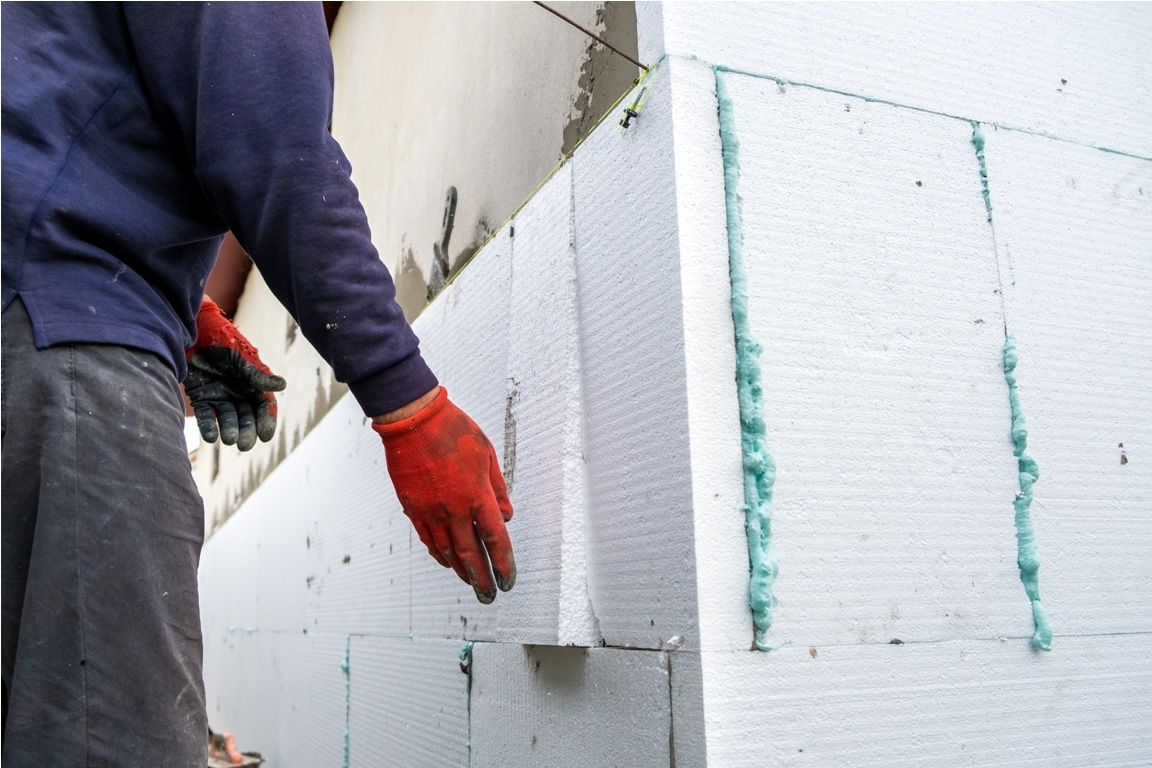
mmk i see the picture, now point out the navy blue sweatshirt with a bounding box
[1,2,437,416]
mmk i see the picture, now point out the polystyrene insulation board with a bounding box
[659,2,1152,156]
[199,393,413,639]
[569,60,702,650]
[665,56,758,652]
[469,643,672,767]
[348,637,469,767]
[984,128,1152,636]
[494,161,600,646]
[700,634,1152,767]
[721,71,1027,649]
[408,227,512,642]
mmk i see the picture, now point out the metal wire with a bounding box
[533,1,648,72]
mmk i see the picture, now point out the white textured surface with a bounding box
[470,644,672,768]
[409,228,512,642]
[570,62,702,651]
[495,163,600,646]
[725,72,1025,649]
[986,130,1152,636]
[349,637,469,767]
[659,2,1152,156]
[666,57,751,653]
[700,635,1152,767]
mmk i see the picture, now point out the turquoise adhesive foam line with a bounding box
[1003,335,1052,651]
[970,122,993,222]
[341,636,351,768]
[460,641,475,754]
[715,67,779,652]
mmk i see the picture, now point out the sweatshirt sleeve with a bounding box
[123,1,438,416]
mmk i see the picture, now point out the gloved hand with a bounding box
[184,297,287,452]
[372,387,515,603]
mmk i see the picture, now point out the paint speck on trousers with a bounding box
[715,67,778,652]
[1003,335,1052,651]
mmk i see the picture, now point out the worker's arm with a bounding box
[123,3,514,601]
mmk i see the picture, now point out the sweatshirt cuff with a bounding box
[347,351,440,417]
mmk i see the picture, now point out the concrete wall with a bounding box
[194,2,640,535]
[199,3,1152,765]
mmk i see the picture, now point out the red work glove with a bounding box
[184,297,287,452]
[373,387,516,603]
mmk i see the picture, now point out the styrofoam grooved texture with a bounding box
[470,643,672,767]
[571,61,702,650]
[701,635,1152,767]
[408,229,513,641]
[666,56,751,653]
[722,72,1026,649]
[660,2,1152,156]
[495,161,599,646]
[348,637,469,767]
[199,8,1152,762]
[985,128,1152,637]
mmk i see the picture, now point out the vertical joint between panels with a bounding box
[1002,337,1052,652]
[665,652,677,768]
[713,67,778,652]
[970,121,1010,331]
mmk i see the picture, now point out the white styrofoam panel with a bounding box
[722,72,1029,648]
[202,626,281,756]
[985,129,1152,636]
[495,162,599,646]
[407,227,513,640]
[666,56,755,652]
[349,637,469,768]
[634,0,665,66]
[272,632,352,768]
[470,643,672,768]
[200,393,414,638]
[669,650,708,767]
[699,635,1152,767]
[570,61,702,650]
[659,3,1152,157]
[204,631,352,767]
[199,493,263,637]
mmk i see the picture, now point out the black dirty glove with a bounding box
[184,298,287,452]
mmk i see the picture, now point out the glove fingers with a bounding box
[256,393,278,443]
[424,518,469,583]
[192,401,220,444]
[474,497,516,593]
[452,517,496,604]
[216,401,239,446]
[241,363,287,393]
[407,516,450,569]
[235,399,257,452]
[489,451,514,523]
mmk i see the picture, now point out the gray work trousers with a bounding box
[2,299,208,766]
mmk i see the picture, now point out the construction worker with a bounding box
[0,3,515,764]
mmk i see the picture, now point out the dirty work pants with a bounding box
[1,299,208,767]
